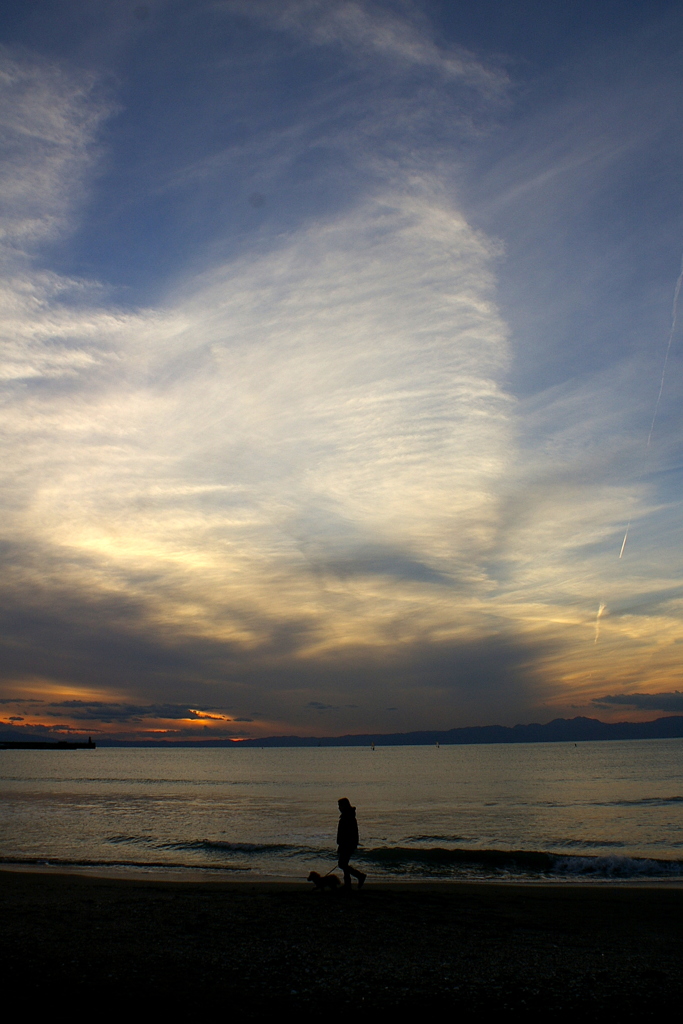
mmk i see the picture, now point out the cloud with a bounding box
[306,701,359,712]
[0,699,231,724]
[47,701,231,723]
[304,540,458,587]
[0,113,515,719]
[593,692,683,713]
[228,0,506,93]
[0,8,682,736]
[0,48,108,255]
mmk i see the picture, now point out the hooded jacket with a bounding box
[336,805,359,849]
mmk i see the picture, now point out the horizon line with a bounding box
[2,714,683,748]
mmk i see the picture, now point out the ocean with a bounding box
[1,738,682,882]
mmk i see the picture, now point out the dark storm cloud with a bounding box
[0,586,301,695]
[256,630,555,727]
[0,539,318,697]
[0,586,229,691]
[0,529,554,729]
[593,692,683,713]
[316,544,455,586]
[293,509,472,588]
[1,699,229,723]
[0,722,84,739]
[381,634,549,697]
[306,701,360,712]
[45,701,229,723]
[0,575,547,702]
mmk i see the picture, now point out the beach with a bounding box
[2,870,682,1019]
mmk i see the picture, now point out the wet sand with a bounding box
[1,871,682,1020]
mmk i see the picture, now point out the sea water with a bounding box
[1,738,682,881]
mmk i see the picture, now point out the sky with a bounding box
[1,0,682,742]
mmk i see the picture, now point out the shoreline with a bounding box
[2,869,682,1017]
[3,860,683,887]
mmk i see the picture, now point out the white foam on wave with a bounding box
[552,854,683,878]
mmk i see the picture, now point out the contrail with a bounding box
[594,602,606,643]
[619,522,630,559]
[619,249,683,557]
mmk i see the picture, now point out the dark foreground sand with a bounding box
[2,871,682,1020]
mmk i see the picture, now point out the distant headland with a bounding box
[226,715,683,748]
[228,716,683,749]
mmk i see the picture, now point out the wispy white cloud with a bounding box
[0,49,108,256]
[226,0,506,93]
[0,42,518,730]
[1,185,512,629]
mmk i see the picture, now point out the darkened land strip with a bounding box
[0,740,96,749]
[1,872,682,1019]
[3,714,683,748]
[230,714,683,747]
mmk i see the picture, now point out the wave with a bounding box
[357,846,683,878]
[104,838,683,877]
[551,855,683,878]
[0,777,225,785]
[159,840,303,855]
[545,838,625,849]
[0,856,250,871]
[596,796,683,807]
[404,834,466,843]
[106,835,312,856]
[3,846,682,879]
[107,834,155,846]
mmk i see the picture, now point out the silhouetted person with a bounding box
[337,797,366,889]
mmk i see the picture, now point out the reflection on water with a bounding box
[1,739,682,880]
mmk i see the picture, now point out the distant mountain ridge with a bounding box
[229,715,683,748]
[4,714,680,747]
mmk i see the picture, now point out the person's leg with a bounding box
[339,847,366,887]
[338,848,352,887]
[347,864,367,886]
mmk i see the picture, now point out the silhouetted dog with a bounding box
[307,871,341,890]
